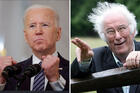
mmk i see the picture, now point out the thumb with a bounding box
[41,56,46,60]
[76,47,81,62]
[12,60,17,65]
[123,63,127,67]
[88,50,94,57]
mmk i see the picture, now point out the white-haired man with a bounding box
[72,2,140,93]
[0,4,69,91]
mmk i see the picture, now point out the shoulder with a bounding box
[57,52,69,67]
[92,46,112,60]
[17,56,32,69]
[93,46,110,54]
[135,40,140,50]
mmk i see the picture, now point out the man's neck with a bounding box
[112,41,135,63]
[33,49,56,60]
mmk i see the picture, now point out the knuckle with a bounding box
[8,56,12,59]
[56,58,60,62]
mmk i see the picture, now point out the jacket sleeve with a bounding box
[71,57,95,78]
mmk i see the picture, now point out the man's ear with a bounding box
[24,30,28,43]
[56,27,61,41]
[131,29,136,39]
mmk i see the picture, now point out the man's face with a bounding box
[103,13,135,56]
[24,8,61,54]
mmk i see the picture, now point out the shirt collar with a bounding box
[112,41,135,67]
[32,51,58,64]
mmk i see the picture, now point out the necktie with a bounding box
[117,61,123,67]
[32,62,45,91]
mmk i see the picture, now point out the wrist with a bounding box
[48,74,59,82]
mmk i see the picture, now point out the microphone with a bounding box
[15,64,41,90]
[2,64,22,80]
[22,64,41,78]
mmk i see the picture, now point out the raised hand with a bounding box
[72,38,94,62]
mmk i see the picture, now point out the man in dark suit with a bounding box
[0,4,69,91]
[71,2,140,93]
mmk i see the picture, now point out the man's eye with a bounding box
[108,31,115,34]
[106,29,115,34]
[119,26,126,30]
[42,24,49,27]
[29,24,35,28]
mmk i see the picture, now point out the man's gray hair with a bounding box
[88,2,137,41]
[23,4,59,27]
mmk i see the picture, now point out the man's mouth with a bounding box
[114,40,126,46]
[34,38,43,42]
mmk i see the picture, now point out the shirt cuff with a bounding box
[79,58,92,72]
[0,82,6,91]
[49,75,66,91]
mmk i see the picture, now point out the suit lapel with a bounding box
[135,41,140,51]
[129,85,138,93]
[102,48,118,70]
[115,87,123,93]
[19,56,32,90]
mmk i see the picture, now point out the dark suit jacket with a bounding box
[4,52,69,91]
[71,41,140,93]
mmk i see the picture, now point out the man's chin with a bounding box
[115,49,128,56]
[34,47,46,52]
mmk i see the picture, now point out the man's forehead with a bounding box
[25,9,55,22]
[27,8,55,16]
[103,12,128,25]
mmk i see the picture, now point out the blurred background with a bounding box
[71,0,140,93]
[0,0,69,61]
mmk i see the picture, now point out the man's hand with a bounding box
[72,38,94,62]
[0,56,16,83]
[42,55,60,82]
[124,51,140,69]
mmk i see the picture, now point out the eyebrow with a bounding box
[105,27,114,31]
[105,24,127,30]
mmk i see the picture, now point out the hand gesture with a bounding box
[42,55,60,82]
[72,38,94,62]
[0,56,16,83]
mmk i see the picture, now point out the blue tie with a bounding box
[32,62,45,91]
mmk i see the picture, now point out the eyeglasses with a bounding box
[104,24,129,37]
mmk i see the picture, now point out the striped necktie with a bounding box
[32,62,45,91]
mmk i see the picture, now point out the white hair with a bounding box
[23,4,59,27]
[88,2,138,41]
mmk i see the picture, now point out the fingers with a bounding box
[41,55,60,82]
[72,37,94,62]
[71,38,83,48]
[72,38,90,50]
[0,56,16,69]
[0,56,16,83]
[124,51,140,69]
[136,52,140,67]
[12,59,17,65]
[76,47,81,62]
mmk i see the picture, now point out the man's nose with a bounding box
[35,25,43,34]
[115,31,122,40]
